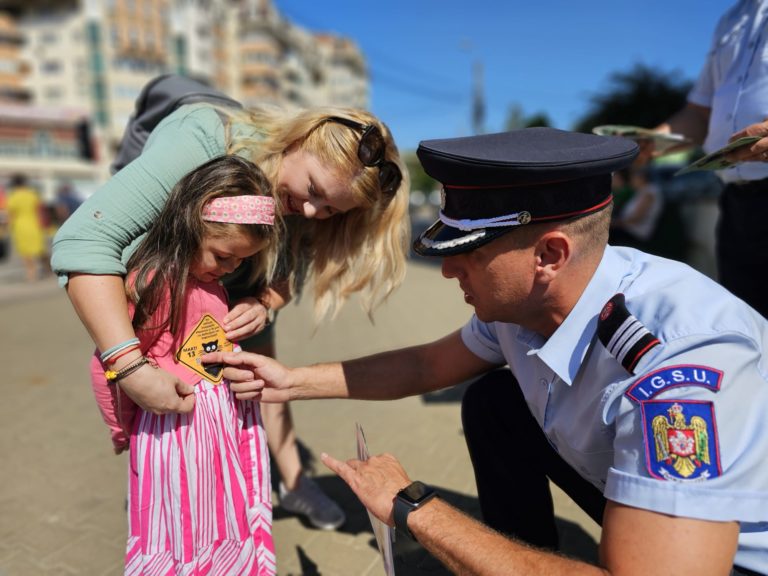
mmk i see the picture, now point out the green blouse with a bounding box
[51,104,232,286]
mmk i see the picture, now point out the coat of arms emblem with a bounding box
[642,400,721,481]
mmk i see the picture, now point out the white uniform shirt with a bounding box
[688,0,768,183]
[461,245,768,572]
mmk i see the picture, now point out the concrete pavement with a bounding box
[0,255,600,576]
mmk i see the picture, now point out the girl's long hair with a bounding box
[126,155,279,338]
[223,105,411,322]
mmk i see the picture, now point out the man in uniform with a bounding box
[206,128,768,575]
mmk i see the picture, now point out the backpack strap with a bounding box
[597,293,660,374]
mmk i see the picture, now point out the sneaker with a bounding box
[278,475,346,530]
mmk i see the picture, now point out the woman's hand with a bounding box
[224,297,271,341]
[118,364,196,414]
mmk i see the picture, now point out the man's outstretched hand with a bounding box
[200,350,292,402]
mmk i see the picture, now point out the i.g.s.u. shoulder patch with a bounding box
[626,365,724,482]
[625,364,723,403]
[639,400,722,482]
[597,293,659,374]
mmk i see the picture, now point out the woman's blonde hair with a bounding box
[223,105,411,321]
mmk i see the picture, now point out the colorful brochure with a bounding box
[592,124,689,154]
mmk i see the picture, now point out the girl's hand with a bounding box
[118,364,196,414]
[224,297,271,341]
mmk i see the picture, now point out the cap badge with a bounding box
[518,211,531,225]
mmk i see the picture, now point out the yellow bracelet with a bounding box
[105,356,149,383]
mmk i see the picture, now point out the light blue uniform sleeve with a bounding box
[606,332,768,525]
[51,104,227,285]
[686,3,739,109]
[460,316,506,365]
[686,27,717,108]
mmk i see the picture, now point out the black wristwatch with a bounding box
[393,481,438,539]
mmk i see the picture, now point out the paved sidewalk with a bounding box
[0,257,599,576]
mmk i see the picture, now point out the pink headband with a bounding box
[202,195,275,225]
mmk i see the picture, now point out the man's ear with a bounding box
[534,231,571,282]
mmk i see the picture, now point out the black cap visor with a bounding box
[413,220,514,257]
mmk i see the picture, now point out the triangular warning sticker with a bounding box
[175,314,234,384]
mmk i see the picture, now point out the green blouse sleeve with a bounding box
[50,104,228,285]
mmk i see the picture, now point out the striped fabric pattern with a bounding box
[125,379,275,575]
[597,293,660,374]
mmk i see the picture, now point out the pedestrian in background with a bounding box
[6,173,48,282]
[0,183,8,261]
[650,0,768,317]
[53,181,82,227]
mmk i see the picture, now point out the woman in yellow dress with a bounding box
[6,174,48,282]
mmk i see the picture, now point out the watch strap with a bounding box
[394,481,437,539]
[393,492,412,537]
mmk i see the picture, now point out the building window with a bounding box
[0,60,16,74]
[40,31,58,44]
[44,86,63,100]
[41,60,62,73]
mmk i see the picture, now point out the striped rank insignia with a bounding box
[597,293,660,374]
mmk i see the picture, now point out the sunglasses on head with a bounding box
[324,116,403,198]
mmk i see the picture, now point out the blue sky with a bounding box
[276,0,727,151]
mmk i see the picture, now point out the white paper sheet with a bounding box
[356,423,396,576]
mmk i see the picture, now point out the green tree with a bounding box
[505,104,551,130]
[403,152,436,193]
[573,63,691,133]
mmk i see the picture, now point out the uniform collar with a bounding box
[523,246,627,385]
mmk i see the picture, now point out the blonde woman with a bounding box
[52,101,410,531]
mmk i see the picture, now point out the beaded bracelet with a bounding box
[105,356,150,383]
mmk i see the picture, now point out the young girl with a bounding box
[91,155,279,574]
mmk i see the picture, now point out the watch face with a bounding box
[400,481,431,504]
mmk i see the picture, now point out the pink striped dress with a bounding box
[96,279,276,574]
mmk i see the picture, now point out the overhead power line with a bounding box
[276,1,467,101]
[369,66,466,102]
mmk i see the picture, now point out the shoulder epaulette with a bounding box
[597,293,660,374]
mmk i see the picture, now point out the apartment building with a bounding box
[0,6,99,200]
[1,0,369,198]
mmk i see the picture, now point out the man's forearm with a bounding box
[289,347,442,401]
[288,331,493,402]
[658,102,711,147]
[409,499,609,576]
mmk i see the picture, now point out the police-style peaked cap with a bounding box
[413,127,638,256]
